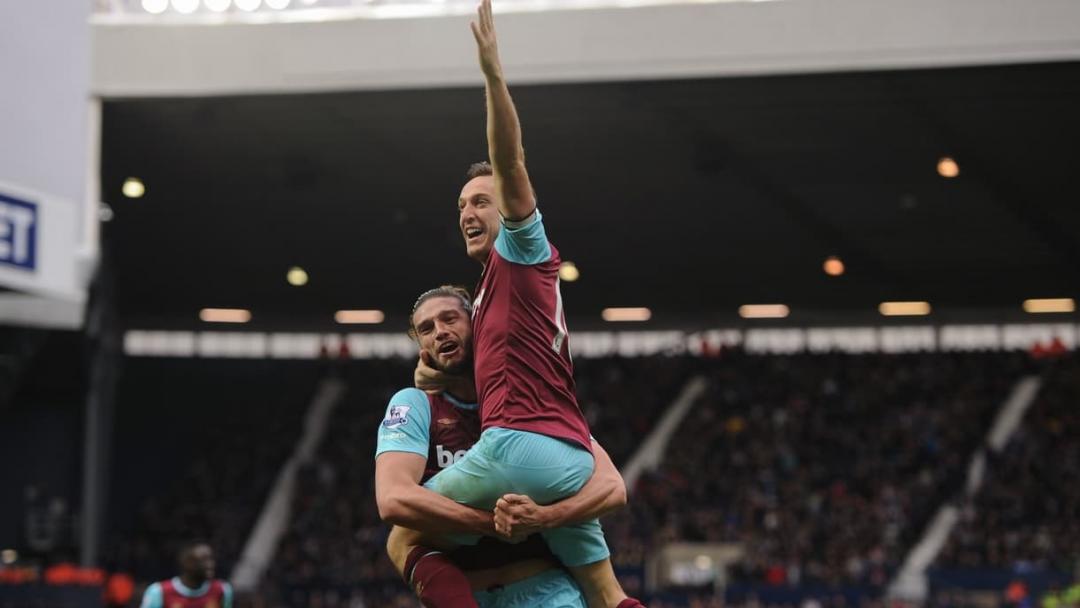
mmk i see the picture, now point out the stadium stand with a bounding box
[96,350,1080,607]
[622,351,1030,584]
[935,353,1078,586]
[260,360,410,608]
[103,359,324,589]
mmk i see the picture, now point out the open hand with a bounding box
[470,0,503,79]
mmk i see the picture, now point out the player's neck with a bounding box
[443,375,477,403]
[179,574,207,590]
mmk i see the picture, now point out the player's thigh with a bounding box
[423,434,507,510]
[478,570,587,608]
[539,519,610,568]
[385,526,413,575]
[386,526,460,576]
[485,428,595,504]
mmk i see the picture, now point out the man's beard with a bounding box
[436,351,473,376]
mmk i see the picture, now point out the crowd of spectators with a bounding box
[104,360,322,586]
[258,361,410,608]
[938,353,1079,573]
[603,351,1029,595]
[105,349,1076,607]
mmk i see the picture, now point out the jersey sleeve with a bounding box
[222,582,234,608]
[139,583,163,608]
[494,208,552,265]
[375,388,432,459]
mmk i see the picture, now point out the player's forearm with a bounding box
[544,442,627,527]
[379,484,495,536]
[484,74,534,221]
[541,470,627,528]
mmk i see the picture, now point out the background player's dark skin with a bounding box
[178,543,215,591]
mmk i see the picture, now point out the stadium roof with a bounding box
[101,61,1080,331]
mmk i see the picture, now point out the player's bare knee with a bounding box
[385,526,415,575]
[569,560,626,608]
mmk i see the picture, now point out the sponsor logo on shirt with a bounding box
[436,444,468,468]
[436,417,457,427]
[382,405,410,428]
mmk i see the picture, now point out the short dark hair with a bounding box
[465,161,493,180]
[408,285,473,340]
[176,539,210,565]
[463,161,538,202]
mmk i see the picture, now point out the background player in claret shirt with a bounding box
[375,286,628,607]
[139,540,233,608]
[392,2,646,608]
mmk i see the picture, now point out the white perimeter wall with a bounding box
[92,0,1080,97]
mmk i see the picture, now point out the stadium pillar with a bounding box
[79,241,118,568]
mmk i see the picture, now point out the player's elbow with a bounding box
[601,469,628,510]
[376,495,408,526]
[611,479,628,509]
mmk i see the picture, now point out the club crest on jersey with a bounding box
[382,405,410,428]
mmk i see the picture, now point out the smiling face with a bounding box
[411,295,473,373]
[458,175,502,263]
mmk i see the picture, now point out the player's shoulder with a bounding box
[388,387,430,408]
[217,580,234,608]
[382,388,432,429]
[494,208,553,266]
[140,582,164,608]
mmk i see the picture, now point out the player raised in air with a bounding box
[376,285,628,607]
[379,1,646,607]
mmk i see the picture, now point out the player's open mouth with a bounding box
[465,227,483,241]
[438,341,460,357]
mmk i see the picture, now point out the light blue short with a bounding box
[424,427,610,567]
[474,568,587,608]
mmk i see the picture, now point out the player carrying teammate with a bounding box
[376,285,628,607]
[384,1,646,607]
[139,540,232,608]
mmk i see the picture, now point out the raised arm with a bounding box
[471,0,536,223]
[493,439,627,538]
[374,452,494,536]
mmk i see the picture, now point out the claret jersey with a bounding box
[470,210,591,450]
[374,388,557,569]
[376,388,480,480]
